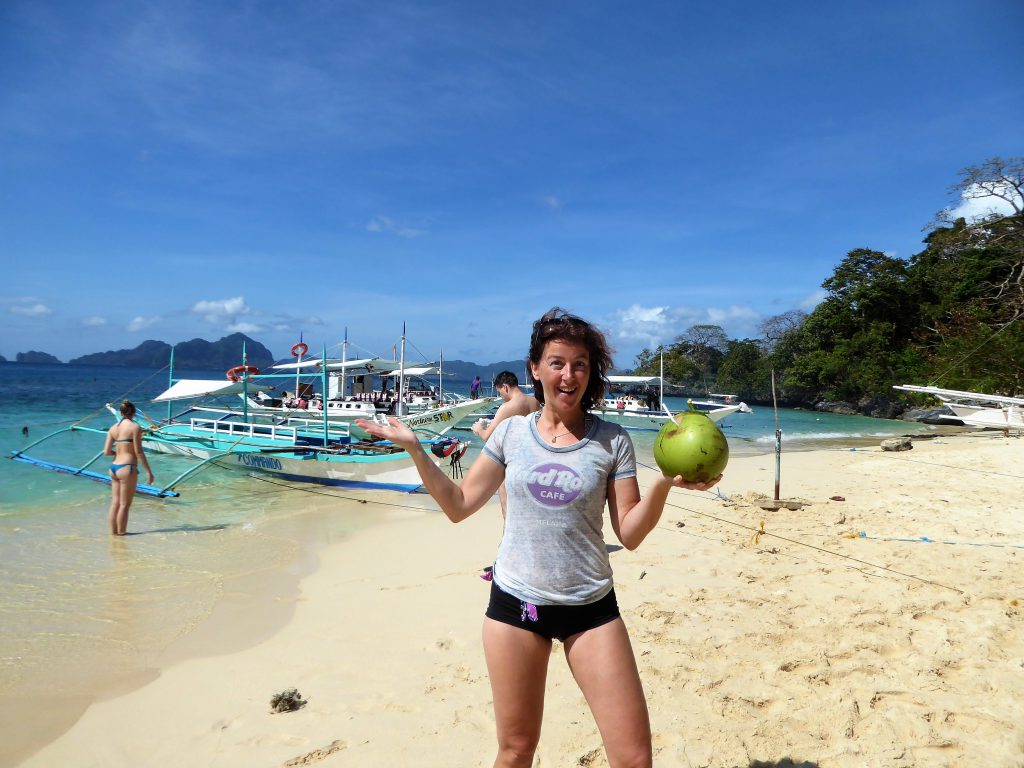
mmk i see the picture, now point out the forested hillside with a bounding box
[630,157,1024,416]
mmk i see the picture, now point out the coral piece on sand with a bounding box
[270,688,307,713]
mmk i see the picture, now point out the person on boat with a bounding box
[103,400,154,536]
[470,375,481,399]
[356,307,722,767]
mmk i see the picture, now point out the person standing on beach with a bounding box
[472,370,540,519]
[470,375,481,399]
[357,307,721,767]
[103,400,154,536]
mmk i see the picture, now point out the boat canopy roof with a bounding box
[894,384,1024,407]
[607,375,661,385]
[152,379,273,402]
[271,357,379,371]
[269,358,443,376]
[383,366,443,377]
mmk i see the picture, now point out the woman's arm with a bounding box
[356,417,505,523]
[103,429,114,456]
[607,473,721,551]
[132,426,155,483]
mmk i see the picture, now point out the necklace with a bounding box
[544,414,591,443]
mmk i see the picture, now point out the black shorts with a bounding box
[485,579,621,642]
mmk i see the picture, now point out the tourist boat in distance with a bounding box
[594,348,752,431]
[893,384,1024,432]
[593,359,752,431]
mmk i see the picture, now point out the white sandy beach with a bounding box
[15,431,1024,768]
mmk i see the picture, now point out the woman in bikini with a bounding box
[357,308,722,767]
[103,400,154,536]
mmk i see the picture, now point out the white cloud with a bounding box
[191,296,249,321]
[610,303,763,349]
[947,182,1022,223]
[227,321,261,333]
[128,315,161,332]
[799,289,827,310]
[542,195,563,210]
[10,303,53,317]
[83,316,107,326]
[366,215,425,239]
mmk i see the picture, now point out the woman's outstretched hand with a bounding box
[355,417,419,451]
[666,473,723,492]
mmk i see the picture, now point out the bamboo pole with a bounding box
[771,368,781,501]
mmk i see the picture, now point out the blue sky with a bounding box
[2,1,1022,368]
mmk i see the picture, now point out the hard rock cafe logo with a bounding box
[526,463,583,507]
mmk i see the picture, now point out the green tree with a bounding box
[716,339,771,401]
[673,324,729,392]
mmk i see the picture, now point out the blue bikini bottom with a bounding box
[110,463,137,475]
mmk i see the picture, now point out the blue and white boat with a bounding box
[241,330,494,438]
[10,348,468,496]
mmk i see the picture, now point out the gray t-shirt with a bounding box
[482,413,637,605]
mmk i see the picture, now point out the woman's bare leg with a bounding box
[113,468,138,535]
[563,618,652,768]
[482,618,552,768]
[108,474,121,535]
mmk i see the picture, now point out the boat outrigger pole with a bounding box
[242,340,249,421]
[167,344,175,422]
[397,322,407,417]
[294,332,304,401]
[322,343,329,441]
[9,425,180,498]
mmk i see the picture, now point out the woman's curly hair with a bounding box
[527,307,614,413]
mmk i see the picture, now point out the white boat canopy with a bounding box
[152,379,273,402]
[383,366,444,377]
[271,357,379,371]
[893,384,1024,407]
[607,375,661,385]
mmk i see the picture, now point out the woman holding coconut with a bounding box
[357,307,722,768]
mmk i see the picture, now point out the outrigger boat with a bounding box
[241,330,493,437]
[894,384,1024,432]
[10,344,469,497]
[593,355,752,431]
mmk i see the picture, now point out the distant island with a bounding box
[68,333,276,370]
[16,351,63,364]
[4,336,526,377]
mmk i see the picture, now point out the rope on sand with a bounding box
[661,498,965,594]
[854,530,1024,550]
[645,469,967,595]
[842,446,1024,481]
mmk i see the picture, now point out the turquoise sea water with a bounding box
[0,363,941,761]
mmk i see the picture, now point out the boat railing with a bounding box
[188,418,303,443]
[281,418,353,438]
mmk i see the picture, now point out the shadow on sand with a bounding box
[741,760,819,768]
[127,523,230,535]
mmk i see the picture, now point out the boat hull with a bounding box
[592,402,741,430]
[144,429,427,492]
[948,403,1024,430]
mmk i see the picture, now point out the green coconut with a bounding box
[653,407,729,482]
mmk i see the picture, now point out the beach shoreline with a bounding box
[12,430,1024,767]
